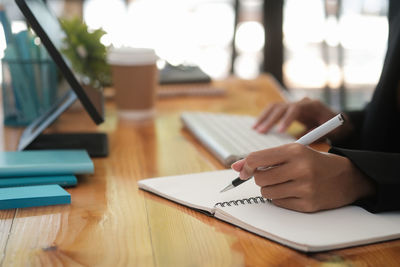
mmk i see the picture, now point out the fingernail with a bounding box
[231,159,243,171]
[231,162,238,169]
[257,126,266,133]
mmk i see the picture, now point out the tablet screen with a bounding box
[15,0,104,124]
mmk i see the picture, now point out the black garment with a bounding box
[329,1,400,212]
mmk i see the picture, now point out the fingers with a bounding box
[277,105,300,133]
[239,143,305,180]
[260,180,301,200]
[253,97,335,134]
[240,162,257,180]
[255,103,288,133]
[253,104,276,129]
[231,159,245,173]
[253,162,294,187]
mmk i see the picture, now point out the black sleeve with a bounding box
[329,110,366,149]
[329,147,400,213]
[345,110,365,135]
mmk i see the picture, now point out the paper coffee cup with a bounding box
[108,47,158,120]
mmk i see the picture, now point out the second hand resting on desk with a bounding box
[220,114,345,193]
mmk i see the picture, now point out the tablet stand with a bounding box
[18,90,108,157]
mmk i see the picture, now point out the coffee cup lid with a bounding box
[107,47,158,66]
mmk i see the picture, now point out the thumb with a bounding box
[231,159,245,172]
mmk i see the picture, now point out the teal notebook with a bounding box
[0,184,70,209]
[0,150,94,177]
[0,175,77,188]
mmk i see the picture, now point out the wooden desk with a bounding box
[0,75,399,266]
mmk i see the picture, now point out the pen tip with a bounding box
[220,184,234,193]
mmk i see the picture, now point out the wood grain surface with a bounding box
[0,74,399,266]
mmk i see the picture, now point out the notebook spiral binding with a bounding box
[214,196,270,208]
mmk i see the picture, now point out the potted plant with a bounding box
[60,17,111,90]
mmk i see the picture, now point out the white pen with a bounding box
[220,113,345,193]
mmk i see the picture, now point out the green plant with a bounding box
[60,17,111,88]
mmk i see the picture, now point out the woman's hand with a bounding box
[231,143,376,213]
[253,97,355,143]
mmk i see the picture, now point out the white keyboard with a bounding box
[181,112,295,166]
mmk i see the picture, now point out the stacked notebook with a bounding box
[157,63,226,97]
[139,169,400,252]
[0,150,94,209]
[159,63,211,85]
[158,84,226,98]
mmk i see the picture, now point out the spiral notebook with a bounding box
[138,169,400,252]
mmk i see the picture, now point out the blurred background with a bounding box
[0,0,389,110]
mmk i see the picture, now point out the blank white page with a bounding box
[138,169,261,213]
[216,200,400,252]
